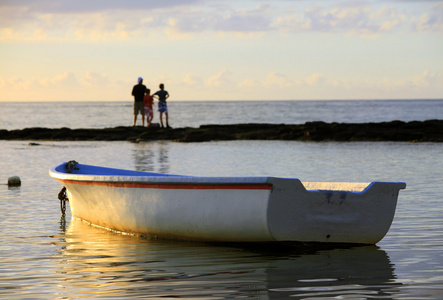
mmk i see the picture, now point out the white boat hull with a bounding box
[50,162,406,244]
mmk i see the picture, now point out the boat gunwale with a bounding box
[49,162,406,193]
[50,164,273,185]
[56,178,274,190]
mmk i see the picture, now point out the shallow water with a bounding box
[1,139,442,298]
[1,99,442,298]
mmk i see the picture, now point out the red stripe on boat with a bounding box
[58,179,273,190]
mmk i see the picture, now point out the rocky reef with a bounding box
[1,120,442,143]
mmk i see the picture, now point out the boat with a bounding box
[49,161,406,245]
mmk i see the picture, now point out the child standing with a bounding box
[143,89,154,127]
[153,83,170,128]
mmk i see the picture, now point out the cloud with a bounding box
[51,72,79,87]
[240,72,328,90]
[263,72,293,88]
[1,68,442,101]
[235,69,443,99]
[83,71,110,87]
[0,1,192,41]
[408,70,442,87]
[305,73,326,86]
[0,0,201,14]
[2,1,434,42]
[411,2,443,32]
[238,78,261,88]
[183,73,204,86]
[212,4,274,32]
[159,3,275,37]
[325,69,443,99]
[206,69,232,87]
[274,4,408,36]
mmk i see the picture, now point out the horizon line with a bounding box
[1,98,443,103]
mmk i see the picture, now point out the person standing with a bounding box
[131,77,146,127]
[153,83,170,128]
[143,88,154,127]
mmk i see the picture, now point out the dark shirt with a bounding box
[132,84,147,102]
[154,90,169,102]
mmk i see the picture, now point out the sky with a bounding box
[1,0,442,102]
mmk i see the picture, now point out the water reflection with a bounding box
[59,215,67,233]
[265,247,400,299]
[7,185,21,193]
[132,141,169,174]
[55,218,401,299]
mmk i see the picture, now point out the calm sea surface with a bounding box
[0,99,442,129]
[1,100,443,299]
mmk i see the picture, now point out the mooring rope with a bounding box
[57,161,78,215]
[65,160,79,173]
[58,186,69,215]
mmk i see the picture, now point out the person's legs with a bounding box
[134,102,144,126]
[148,113,153,126]
[159,112,164,127]
[133,104,137,126]
[165,112,169,128]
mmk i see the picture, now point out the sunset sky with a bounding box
[1,0,442,101]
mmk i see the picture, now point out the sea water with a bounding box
[1,99,442,130]
[1,100,443,299]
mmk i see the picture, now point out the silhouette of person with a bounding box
[131,77,146,126]
[143,88,154,127]
[153,83,170,128]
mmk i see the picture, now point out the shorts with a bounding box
[145,107,153,118]
[158,101,168,113]
[133,101,144,115]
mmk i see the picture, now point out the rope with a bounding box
[57,161,78,215]
[65,160,79,173]
[58,186,69,215]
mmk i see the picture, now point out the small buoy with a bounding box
[8,176,21,187]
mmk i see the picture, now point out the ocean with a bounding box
[1,100,442,299]
[1,99,443,130]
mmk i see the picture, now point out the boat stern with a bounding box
[266,178,405,244]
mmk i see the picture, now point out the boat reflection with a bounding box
[56,218,400,299]
[264,246,401,298]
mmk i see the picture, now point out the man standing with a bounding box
[153,83,170,128]
[131,77,146,126]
